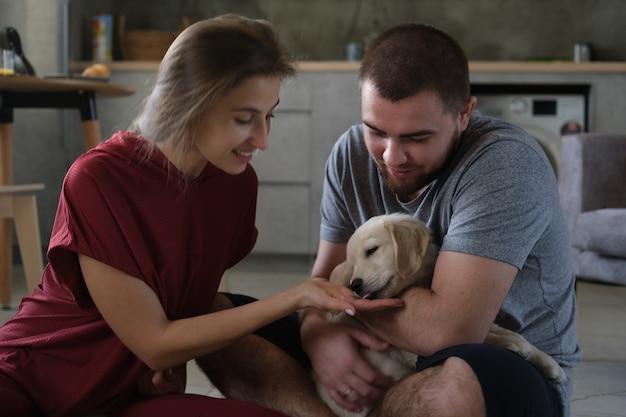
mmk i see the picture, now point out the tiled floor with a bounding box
[2,263,625,416]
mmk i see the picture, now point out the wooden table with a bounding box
[0,75,135,307]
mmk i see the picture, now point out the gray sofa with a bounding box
[558,133,626,285]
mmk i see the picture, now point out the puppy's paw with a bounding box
[486,324,567,383]
[531,351,567,383]
[502,334,534,360]
[547,364,567,383]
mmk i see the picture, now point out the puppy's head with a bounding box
[338,213,434,299]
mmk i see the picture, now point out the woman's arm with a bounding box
[79,254,401,371]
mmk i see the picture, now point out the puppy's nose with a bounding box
[349,278,364,296]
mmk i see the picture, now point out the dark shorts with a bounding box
[415,343,560,417]
[223,293,310,368]
[226,294,561,417]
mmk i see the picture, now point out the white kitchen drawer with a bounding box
[251,112,311,183]
[253,184,310,254]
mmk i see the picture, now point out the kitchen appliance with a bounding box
[574,43,593,62]
[0,27,36,75]
[472,84,590,174]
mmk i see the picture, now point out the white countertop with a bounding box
[71,60,626,74]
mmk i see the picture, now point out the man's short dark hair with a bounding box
[359,23,470,114]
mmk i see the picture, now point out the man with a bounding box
[299,23,580,417]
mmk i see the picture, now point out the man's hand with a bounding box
[137,365,187,396]
[301,310,395,412]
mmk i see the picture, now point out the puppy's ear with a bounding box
[329,261,354,287]
[386,218,431,279]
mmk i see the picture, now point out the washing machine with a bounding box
[472,84,590,174]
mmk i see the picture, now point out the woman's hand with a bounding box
[293,278,404,316]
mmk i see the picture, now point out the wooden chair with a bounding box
[0,183,45,308]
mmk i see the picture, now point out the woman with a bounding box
[0,15,401,417]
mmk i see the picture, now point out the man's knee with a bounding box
[380,343,561,417]
[196,333,274,398]
[380,357,485,417]
[427,357,485,417]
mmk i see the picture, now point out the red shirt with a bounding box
[0,132,258,416]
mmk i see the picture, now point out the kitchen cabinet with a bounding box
[253,72,362,254]
[251,76,312,254]
[80,60,626,257]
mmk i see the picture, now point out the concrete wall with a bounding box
[70,0,626,62]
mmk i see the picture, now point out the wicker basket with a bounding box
[118,14,188,61]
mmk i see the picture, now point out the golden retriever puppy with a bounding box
[316,213,566,417]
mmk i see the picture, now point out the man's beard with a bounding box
[378,166,433,202]
[377,128,461,202]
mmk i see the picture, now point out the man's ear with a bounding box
[459,96,477,131]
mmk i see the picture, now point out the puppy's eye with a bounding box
[365,246,378,257]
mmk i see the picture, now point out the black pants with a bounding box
[415,343,560,417]
[223,293,310,368]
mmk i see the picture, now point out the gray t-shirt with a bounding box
[320,111,581,414]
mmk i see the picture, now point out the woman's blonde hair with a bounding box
[132,14,296,172]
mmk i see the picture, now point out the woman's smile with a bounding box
[233,148,258,163]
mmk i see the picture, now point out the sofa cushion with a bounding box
[573,209,626,258]
[578,250,626,285]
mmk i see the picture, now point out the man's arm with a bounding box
[310,239,348,280]
[300,239,396,412]
[357,250,518,356]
